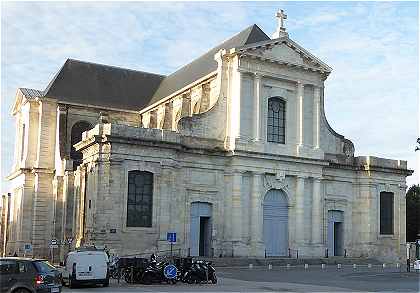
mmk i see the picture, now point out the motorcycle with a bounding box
[182,260,217,284]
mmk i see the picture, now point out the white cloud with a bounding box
[1,2,418,193]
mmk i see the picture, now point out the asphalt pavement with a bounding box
[62,265,420,292]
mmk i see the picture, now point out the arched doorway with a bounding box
[70,121,92,170]
[263,189,288,256]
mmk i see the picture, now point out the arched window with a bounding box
[70,121,92,170]
[127,171,153,227]
[380,192,394,235]
[267,97,286,143]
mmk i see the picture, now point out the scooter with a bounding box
[182,260,217,284]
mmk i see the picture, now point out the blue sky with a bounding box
[1,1,419,194]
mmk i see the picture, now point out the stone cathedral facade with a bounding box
[6,15,412,261]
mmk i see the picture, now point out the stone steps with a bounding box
[199,257,383,267]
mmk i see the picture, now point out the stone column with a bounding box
[296,82,304,147]
[253,73,261,141]
[295,176,305,244]
[311,178,322,244]
[250,173,263,256]
[312,86,321,149]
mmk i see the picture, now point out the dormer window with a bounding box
[267,97,285,144]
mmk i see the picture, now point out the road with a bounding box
[62,265,420,292]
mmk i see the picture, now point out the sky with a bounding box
[0,1,419,195]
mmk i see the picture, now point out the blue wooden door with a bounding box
[190,202,212,256]
[263,189,288,256]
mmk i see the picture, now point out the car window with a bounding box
[33,261,56,273]
[18,262,28,273]
[0,260,17,275]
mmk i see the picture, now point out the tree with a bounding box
[406,184,420,242]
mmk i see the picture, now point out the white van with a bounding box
[62,249,109,288]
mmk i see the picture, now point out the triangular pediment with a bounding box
[237,37,332,74]
[11,88,43,114]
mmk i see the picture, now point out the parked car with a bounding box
[61,249,109,288]
[0,257,62,293]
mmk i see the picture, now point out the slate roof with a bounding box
[43,59,165,111]
[19,88,43,99]
[38,24,270,111]
[149,24,270,105]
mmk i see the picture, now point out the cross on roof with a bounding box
[276,9,287,31]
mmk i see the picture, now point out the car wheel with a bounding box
[12,289,31,293]
[211,274,217,284]
[69,276,77,289]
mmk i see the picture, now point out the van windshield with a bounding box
[33,261,56,272]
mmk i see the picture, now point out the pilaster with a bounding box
[296,81,304,147]
[311,177,322,244]
[32,170,55,258]
[313,86,321,149]
[250,172,264,256]
[253,73,261,141]
[295,175,305,245]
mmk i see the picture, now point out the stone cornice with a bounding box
[6,168,32,180]
[327,161,413,176]
[58,101,139,114]
[138,71,217,115]
[232,149,330,166]
[239,52,328,75]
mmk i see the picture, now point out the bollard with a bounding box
[296,250,299,259]
[286,264,291,270]
[382,263,386,269]
[325,248,329,258]
[321,264,325,270]
[304,264,309,270]
[344,249,347,258]
[188,248,191,257]
[268,264,272,270]
[353,264,357,269]
[249,264,253,269]
[337,264,342,269]
[368,263,372,268]
[288,248,291,258]
[265,249,267,258]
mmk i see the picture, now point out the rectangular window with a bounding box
[267,97,285,144]
[127,171,153,227]
[380,192,394,235]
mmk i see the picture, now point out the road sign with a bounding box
[49,239,59,248]
[163,264,177,279]
[167,232,176,243]
[24,243,32,253]
[66,238,73,245]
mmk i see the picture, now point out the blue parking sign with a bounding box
[164,264,177,279]
[167,232,176,243]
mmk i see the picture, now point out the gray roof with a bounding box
[40,24,270,111]
[43,59,165,110]
[149,24,270,105]
[19,88,43,99]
